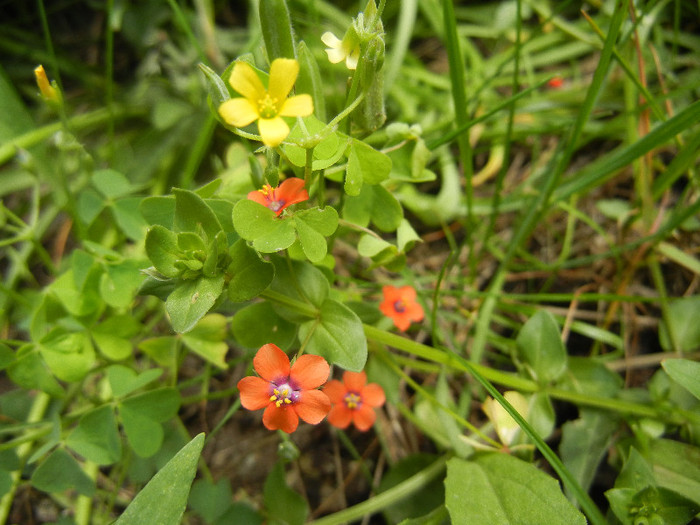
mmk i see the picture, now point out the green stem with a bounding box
[308,455,447,525]
[74,461,98,525]
[0,392,51,525]
[0,106,144,167]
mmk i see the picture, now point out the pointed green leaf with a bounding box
[173,188,222,237]
[93,169,134,199]
[40,331,96,383]
[145,225,181,278]
[662,359,700,401]
[263,461,308,525]
[516,310,568,384]
[114,433,205,525]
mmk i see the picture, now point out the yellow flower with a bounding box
[218,58,313,147]
[34,65,61,104]
[321,31,360,70]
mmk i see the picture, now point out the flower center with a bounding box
[268,199,285,212]
[257,93,279,119]
[269,382,299,408]
[344,392,362,410]
[393,299,407,313]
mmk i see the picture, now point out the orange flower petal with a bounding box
[392,314,411,332]
[263,405,299,433]
[295,389,331,425]
[398,286,417,301]
[323,380,347,404]
[342,371,367,392]
[361,383,386,407]
[327,404,353,429]
[382,285,402,302]
[352,404,377,431]
[406,301,425,322]
[237,376,271,410]
[247,189,270,208]
[277,178,309,206]
[253,344,290,382]
[290,354,330,389]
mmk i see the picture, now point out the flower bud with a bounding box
[34,65,62,106]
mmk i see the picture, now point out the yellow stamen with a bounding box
[257,93,279,119]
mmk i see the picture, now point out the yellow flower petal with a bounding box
[321,32,342,48]
[279,94,313,118]
[218,98,259,127]
[346,47,360,70]
[268,58,299,105]
[258,117,290,147]
[229,61,265,102]
[324,46,347,64]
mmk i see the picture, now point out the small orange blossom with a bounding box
[379,285,424,331]
[325,371,385,431]
[237,343,330,433]
[247,177,308,215]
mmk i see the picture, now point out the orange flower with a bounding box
[237,343,331,433]
[379,285,424,331]
[547,76,564,89]
[247,177,309,216]
[324,371,385,431]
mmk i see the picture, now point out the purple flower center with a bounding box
[393,299,406,313]
[268,199,286,212]
[269,381,300,407]
[344,392,362,410]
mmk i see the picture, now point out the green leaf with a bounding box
[294,207,338,263]
[199,63,230,110]
[516,310,567,384]
[114,433,205,525]
[120,405,165,458]
[99,259,145,308]
[173,188,222,238]
[138,337,178,368]
[0,343,15,370]
[50,269,101,317]
[298,299,367,371]
[659,296,700,352]
[31,448,95,496]
[227,239,274,302]
[661,359,700,401]
[270,258,329,318]
[181,314,229,369]
[649,438,700,506]
[146,225,181,278]
[346,138,392,195]
[445,455,586,525]
[231,301,297,350]
[107,365,163,398]
[343,184,403,232]
[66,405,122,465]
[39,331,96,383]
[284,116,346,169]
[140,196,175,228]
[560,410,619,502]
[77,188,105,225]
[93,169,134,199]
[121,388,181,423]
[7,345,63,397]
[263,461,308,525]
[91,315,141,361]
[166,274,225,333]
[189,479,233,524]
[233,199,296,253]
[112,197,148,240]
